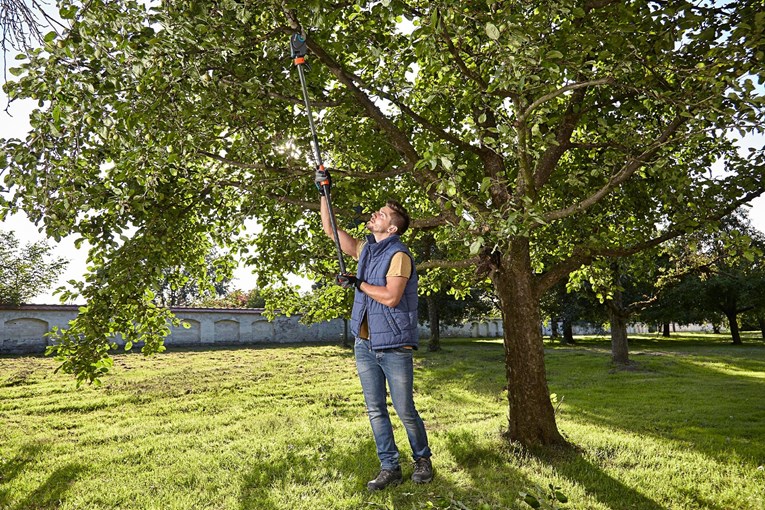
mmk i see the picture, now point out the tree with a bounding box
[418,287,497,351]
[0,229,67,305]
[192,287,265,309]
[648,210,765,344]
[153,250,232,307]
[2,1,764,445]
[541,277,605,345]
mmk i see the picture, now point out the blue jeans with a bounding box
[354,337,431,470]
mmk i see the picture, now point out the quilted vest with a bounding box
[350,234,419,349]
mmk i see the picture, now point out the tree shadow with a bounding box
[0,441,49,507]
[559,352,765,466]
[239,436,375,509]
[444,430,674,510]
[0,441,83,509]
[12,463,84,510]
[532,446,675,510]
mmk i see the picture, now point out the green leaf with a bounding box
[486,23,500,40]
[469,237,484,255]
[546,50,563,59]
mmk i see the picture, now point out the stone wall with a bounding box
[0,304,504,355]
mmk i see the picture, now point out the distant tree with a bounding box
[540,277,604,345]
[414,232,497,351]
[153,251,232,307]
[662,212,765,344]
[192,287,265,309]
[0,229,67,305]
[418,287,497,351]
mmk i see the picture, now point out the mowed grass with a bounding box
[1,333,763,510]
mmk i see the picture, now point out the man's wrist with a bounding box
[355,278,363,291]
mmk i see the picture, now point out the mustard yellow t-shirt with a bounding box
[356,240,412,340]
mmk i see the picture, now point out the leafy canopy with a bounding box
[1,0,763,383]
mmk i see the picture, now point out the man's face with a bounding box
[367,206,397,234]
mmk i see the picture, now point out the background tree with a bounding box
[418,286,497,351]
[0,229,67,305]
[413,231,497,351]
[541,277,605,345]
[658,212,765,344]
[192,287,266,309]
[153,250,232,307]
[2,1,764,445]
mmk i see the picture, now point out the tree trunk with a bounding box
[758,316,765,340]
[342,318,350,347]
[607,289,630,365]
[662,322,670,337]
[724,310,742,345]
[491,238,565,447]
[426,295,441,352]
[562,319,575,344]
[713,323,721,334]
[550,318,559,340]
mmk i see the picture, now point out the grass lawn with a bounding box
[1,332,763,509]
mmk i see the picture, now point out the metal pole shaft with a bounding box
[296,63,347,274]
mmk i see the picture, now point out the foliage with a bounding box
[191,287,264,308]
[418,287,498,328]
[0,229,67,305]
[520,484,568,510]
[1,0,764,444]
[652,211,765,342]
[154,250,232,307]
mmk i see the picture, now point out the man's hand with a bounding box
[315,167,331,196]
[336,273,362,290]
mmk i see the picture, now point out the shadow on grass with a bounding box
[533,446,672,510]
[557,351,765,465]
[238,436,375,509]
[0,442,49,506]
[0,441,83,509]
[443,429,667,509]
[12,463,84,510]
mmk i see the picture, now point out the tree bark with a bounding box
[426,295,441,351]
[550,318,559,341]
[492,238,566,447]
[607,288,630,365]
[724,310,742,345]
[662,322,670,337]
[759,316,765,340]
[562,319,575,344]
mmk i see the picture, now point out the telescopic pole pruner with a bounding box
[290,32,347,275]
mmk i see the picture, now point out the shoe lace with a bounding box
[414,458,430,473]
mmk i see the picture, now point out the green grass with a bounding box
[1,333,764,509]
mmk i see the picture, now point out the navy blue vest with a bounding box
[351,234,419,349]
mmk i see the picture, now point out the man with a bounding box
[315,168,433,491]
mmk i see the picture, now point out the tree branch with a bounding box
[416,257,481,271]
[533,87,587,190]
[518,78,613,124]
[542,114,686,223]
[536,186,765,296]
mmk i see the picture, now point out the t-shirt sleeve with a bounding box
[386,252,412,278]
[355,240,367,261]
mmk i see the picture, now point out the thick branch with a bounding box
[542,115,686,223]
[533,87,587,190]
[416,257,481,271]
[536,186,765,296]
[518,78,613,123]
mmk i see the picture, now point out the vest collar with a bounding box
[365,233,401,254]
